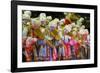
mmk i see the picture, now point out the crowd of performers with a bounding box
[22,11,90,62]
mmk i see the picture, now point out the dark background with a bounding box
[22,10,90,32]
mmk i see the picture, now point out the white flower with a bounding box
[40,15,46,21]
[47,16,52,21]
[77,17,84,26]
[79,29,85,35]
[53,18,59,23]
[81,25,85,29]
[79,17,84,22]
[64,12,68,15]
[31,18,40,27]
[24,11,31,16]
[64,25,72,32]
[79,28,89,35]
[22,14,30,20]
[71,23,76,27]
[59,19,65,25]
[39,13,47,25]
[39,13,46,17]
[48,18,59,28]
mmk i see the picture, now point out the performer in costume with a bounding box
[25,36,37,62]
[58,40,66,60]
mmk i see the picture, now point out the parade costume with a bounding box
[22,11,90,62]
[39,45,47,59]
[62,35,71,59]
[25,37,37,62]
[53,47,58,61]
[58,46,65,57]
[69,38,77,59]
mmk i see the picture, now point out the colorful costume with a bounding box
[25,37,37,62]
[69,38,77,59]
[39,45,47,60]
[53,47,57,61]
[58,46,65,58]
[62,35,71,58]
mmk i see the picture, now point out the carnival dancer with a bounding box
[24,36,37,62]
